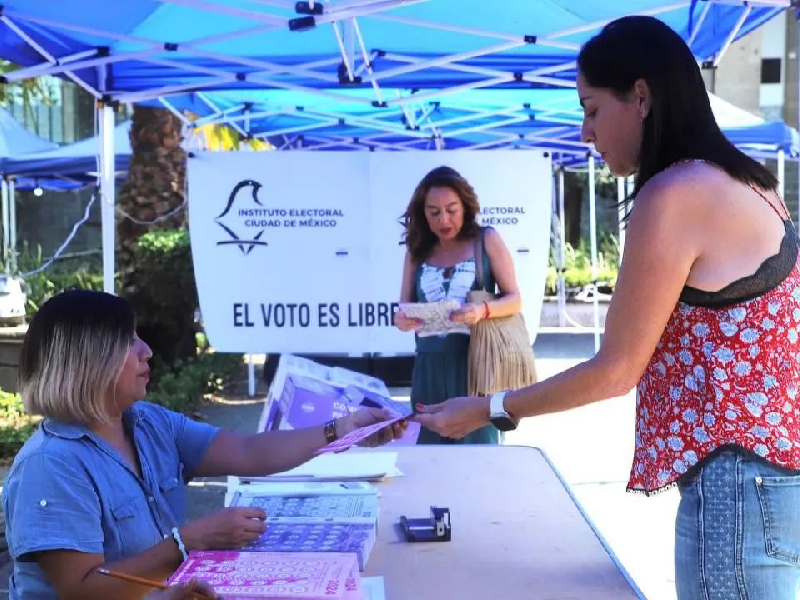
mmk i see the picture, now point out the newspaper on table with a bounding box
[398,299,469,337]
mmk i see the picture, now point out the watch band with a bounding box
[324,419,338,443]
[489,391,509,416]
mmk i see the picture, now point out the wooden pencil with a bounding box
[95,568,214,599]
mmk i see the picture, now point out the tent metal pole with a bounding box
[8,180,16,274]
[99,104,116,294]
[588,155,600,353]
[1,179,8,272]
[687,1,713,46]
[558,168,567,328]
[713,6,751,67]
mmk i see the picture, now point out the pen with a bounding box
[95,568,215,599]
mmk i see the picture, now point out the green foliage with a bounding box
[0,352,243,460]
[545,234,620,295]
[0,230,244,460]
[12,244,105,318]
[0,390,40,461]
[147,351,243,414]
[125,229,198,366]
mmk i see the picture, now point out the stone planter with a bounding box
[539,297,609,328]
[0,325,26,393]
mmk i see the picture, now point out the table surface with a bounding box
[364,445,644,600]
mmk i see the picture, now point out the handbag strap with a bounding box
[473,227,486,291]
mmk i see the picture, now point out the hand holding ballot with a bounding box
[393,310,423,332]
[397,300,469,337]
[318,414,407,454]
[334,406,409,450]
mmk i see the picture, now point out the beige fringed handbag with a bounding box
[467,227,538,396]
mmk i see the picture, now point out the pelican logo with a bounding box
[215,179,268,255]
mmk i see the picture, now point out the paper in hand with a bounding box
[399,300,468,337]
[355,389,413,418]
[315,416,405,454]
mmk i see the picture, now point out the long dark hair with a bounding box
[400,166,481,263]
[578,15,777,212]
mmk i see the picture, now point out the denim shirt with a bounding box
[2,401,220,599]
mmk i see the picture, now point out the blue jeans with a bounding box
[675,449,800,599]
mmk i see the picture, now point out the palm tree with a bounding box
[116,105,272,365]
[117,107,272,291]
[116,105,188,297]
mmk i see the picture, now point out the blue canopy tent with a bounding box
[0,104,89,270]
[0,0,788,300]
[2,120,132,180]
[8,86,795,174]
[152,87,800,157]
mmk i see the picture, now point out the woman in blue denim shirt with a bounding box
[3,289,406,599]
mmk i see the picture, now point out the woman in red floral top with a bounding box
[414,15,800,600]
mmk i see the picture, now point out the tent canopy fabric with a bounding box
[0,105,57,159]
[0,1,791,175]
[0,1,785,105]
[0,105,84,190]
[4,86,795,181]
[158,87,800,155]
[3,121,131,180]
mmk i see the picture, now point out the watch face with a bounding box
[490,415,517,432]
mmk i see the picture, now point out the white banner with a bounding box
[188,150,552,354]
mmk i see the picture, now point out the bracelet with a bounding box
[482,301,490,320]
[324,419,338,443]
[171,527,188,562]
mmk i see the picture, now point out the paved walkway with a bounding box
[0,333,677,599]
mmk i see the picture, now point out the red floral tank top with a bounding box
[628,191,800,495]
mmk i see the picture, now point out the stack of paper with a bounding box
[230,490,381,571]
[244,452,402,483]
[167,551,363,599]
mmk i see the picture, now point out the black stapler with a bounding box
[400,506,451,542]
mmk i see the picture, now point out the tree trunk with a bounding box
[117,106,195,364]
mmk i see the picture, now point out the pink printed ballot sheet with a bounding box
[166,550,360,599]
[315,416,404,455]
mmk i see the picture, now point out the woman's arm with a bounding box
[38,506,269,600]
[399,250,416,303]
[503,172,700,417]
[482,227,522,318]
[6,452,186,600]
[394,250,422,331]
[38,543,185,600]
[192,407,405,478]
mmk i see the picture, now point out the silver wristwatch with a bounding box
[489,391,518,432]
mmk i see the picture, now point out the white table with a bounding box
[365,445,644,599]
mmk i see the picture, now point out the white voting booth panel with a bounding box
[187,151,551,354]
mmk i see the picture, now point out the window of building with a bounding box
[761,57,782,84]
[760,105,783,121]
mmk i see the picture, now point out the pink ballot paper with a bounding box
[315,416,404,455]
[166,550,361,599]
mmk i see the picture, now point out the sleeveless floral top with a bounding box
[628,183,800,495]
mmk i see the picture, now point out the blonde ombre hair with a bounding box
[19,290,135,425]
